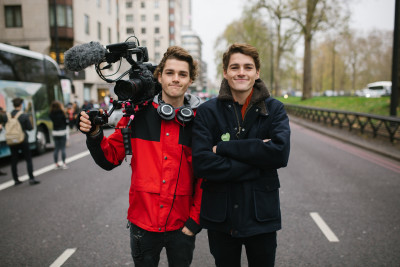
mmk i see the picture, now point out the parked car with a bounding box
[361,81,392,98]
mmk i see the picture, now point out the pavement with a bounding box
[289,115,400,162]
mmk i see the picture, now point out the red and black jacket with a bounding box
[86,94,203,234]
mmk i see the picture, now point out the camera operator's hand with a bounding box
[79,110,103,136]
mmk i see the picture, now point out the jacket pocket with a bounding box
[253,179,280,222]
[200,182,227,223]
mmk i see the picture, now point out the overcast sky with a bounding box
[192,0,396,82]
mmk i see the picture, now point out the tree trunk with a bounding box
[302,34,313,99]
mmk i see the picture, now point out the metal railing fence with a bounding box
[284,104,400,143]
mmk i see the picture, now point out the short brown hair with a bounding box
[154,46,198,81]
[222,43,260,72]
[12,97,23,108]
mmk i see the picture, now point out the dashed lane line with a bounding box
[0,151,90,191]
[310,212,340,242]
[49,248,77,267]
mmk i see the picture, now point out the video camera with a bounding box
[85,36,160,155]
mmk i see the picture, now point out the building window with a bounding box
[170,40,175,46]
[155,1,159,8]
[5,5,22,28]
[141,15,146,22]
[97,22,102,40]
[169,14,175,21]
[142,40,147,46]
[107,0,111,14]
[108,27,112,43]
[169,0,175,8]
[155,52,160,62]
[169,27,174,34]
[97,0,101,8]
[155,40,160,47]
[49,5,73,27]
[126,14,133,22]
[127,27,134,34]
[155,27,160,34]
[154,14,159,21]
[84,14,90,34]
[141,27,146,34]
[141,1,145,8]
[126,1,132,8]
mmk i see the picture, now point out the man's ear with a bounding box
[158,73,162,84]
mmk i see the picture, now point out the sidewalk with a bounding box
[289,115,400,162]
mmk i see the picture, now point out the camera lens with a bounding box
[114,79,141,101]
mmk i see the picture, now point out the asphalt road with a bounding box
[0,122,399,267]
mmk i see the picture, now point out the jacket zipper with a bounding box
[232,102,241,139]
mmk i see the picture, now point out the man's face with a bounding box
[158,59,192,104]
[223,53,260,93]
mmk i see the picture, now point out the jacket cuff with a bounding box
[86,129,104,143]
[184,218,202,235]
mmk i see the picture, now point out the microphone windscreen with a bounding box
[64,42,106,71]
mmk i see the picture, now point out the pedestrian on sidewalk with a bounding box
[0,111,7,176]
[49,101,68,169]
[2,98,40,185]
[192,43,291,267]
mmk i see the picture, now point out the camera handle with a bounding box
[121,115,134,155]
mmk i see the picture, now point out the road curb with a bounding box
[289,116,400,162]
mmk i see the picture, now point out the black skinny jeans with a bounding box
[129,222,196,267]
[208,230,277,267]
[10,141,34,181]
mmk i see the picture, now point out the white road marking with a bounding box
[0,151,90,191]
[49,248,77,267]
[310,212,339,242]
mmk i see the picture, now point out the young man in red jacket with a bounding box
[79,46,202,267]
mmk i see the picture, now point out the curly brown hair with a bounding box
[222,43,261,72]
[153,46,198,81]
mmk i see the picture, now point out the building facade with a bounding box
[0,0,206,104]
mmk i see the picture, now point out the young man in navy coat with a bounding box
[192,43,291,267]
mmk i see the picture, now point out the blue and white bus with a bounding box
[0,43,66,158]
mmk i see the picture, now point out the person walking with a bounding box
[0,108,7,176]
[78,46,203,266]
[49,101,68,169]
[192,43,291,267]
[4,98,40,185]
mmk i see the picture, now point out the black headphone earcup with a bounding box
[177,107,194,124]
[157,103,175,120]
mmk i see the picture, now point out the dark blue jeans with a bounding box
[53,135,66,163]
[10,141,34,181]
[208,230,277,267]
[129,222,196,267]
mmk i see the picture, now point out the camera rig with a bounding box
[86,36,160,155]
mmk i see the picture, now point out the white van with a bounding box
[362,81,392,98]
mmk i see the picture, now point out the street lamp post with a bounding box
[390,0,400,116]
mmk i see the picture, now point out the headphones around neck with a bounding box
[157,100,194,124]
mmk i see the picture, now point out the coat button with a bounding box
[162,180,166,183]
[164,156,167,160]
[234,204,239,209]
[242,128,245,132]
[160,205,164,208]
[166,133,169,136]
[159,228,162,231]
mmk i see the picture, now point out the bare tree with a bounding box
[286,0,350,99]
[252,0,300,96]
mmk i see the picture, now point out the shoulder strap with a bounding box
[13,110,23,119]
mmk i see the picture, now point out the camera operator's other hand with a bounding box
[79,110,103,134]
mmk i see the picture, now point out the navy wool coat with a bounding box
[192,78,291,238]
